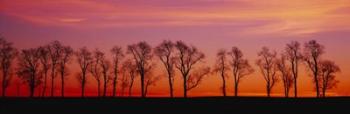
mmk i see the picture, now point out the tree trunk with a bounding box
[286,88,289,98]
[97,81,101,97]
[168,73,174,98]
[113,63,118,97]
[61,72,65,97]
[234,83,238,97]
[30,85,35,98]
[42,71,48,97]
[103,79,107,97]
[112,76,117,97]
[314,73,320,98]
[283,82,287,97]
[222,75,226,97]
[141,72,145,98]
[294,77,297,98]
[294,62,298,98]
[313,58,320,98]
[267,83,271,97]
[284,87,287,97]
[51,67,55,97]
[129,83,133,97]
[183,76,187,98]
[30,74,35,98]
[285,85,288,98]
[1,72,6,97]
[2,82,6,97]
[16,82,20,97]
[145,85,149,97]
[51,75,54,97]
[81,72,86,98]
[323,88,326,98]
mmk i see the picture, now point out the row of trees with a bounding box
[254,41,340,98]
[0,36,341,98]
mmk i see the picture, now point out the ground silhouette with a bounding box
[1,96,349,114]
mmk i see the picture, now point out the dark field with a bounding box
[1,97,349,114]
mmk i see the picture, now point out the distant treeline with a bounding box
[0,36,340,98]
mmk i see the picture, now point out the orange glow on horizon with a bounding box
[1,0,350,97]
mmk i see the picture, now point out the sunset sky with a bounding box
[1,0,350,97]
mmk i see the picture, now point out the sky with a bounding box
[1,0,350,97]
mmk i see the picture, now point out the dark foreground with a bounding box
[1,97,350,114]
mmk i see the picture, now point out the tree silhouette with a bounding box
[285,41,302,98]
[276,54,293,98]
[319,60,340,97]
[38,46,50,97]
[0,38,18,97]
[75,72,83,96]
[145,75,161,97]
[122,59,137,97]
[89,49,103,97]
[48,41,62,97]
[144,65,160,97]
[120,60,142,97]
[111,46,124,97]
[186,67,210,94]
[17,48,42,97]
[228,47,254,97]
[58,46,73,97]
[100,55,111,97]
[303,40,324,98]
[76,47,92,97]
[120,66,129,97]
[155,40,176,98]
[256,47,278,97]
[15,79,21,97]
[174,41,207,98]
[213,49,229,97]
[127,41,153,98]
[0,39,345,98]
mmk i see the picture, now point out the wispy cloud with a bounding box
[2,0,350,33]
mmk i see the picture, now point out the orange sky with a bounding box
[1,0,350,97]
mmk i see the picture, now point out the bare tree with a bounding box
[76,47,92,97]
[186,67,210,94]
[276,54,293,98]
[285,41,302,98]
[174,41,207,98]
[122,59,137,97]
[155,40,176,98]
[89,49,103,97]
[127,41,153,98]
[319,60,340,97]
[119,60,139,97]
[120,66,129,97]
[228,47,254,97]
[145,74,161,97]
[0,38,18,97]
[128,63,137,97]
[48,41,62,97]
[303,40,324,98]
[58,46,73,97]
[75,72,83,96]
[38,46,50,97]
[256,47,278,97]
[111,46,124,97]
[100,56,111,97]
[143,63,159,97]
[17,48,42,97]
[213,49,229,97]
[15,79,21,97]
